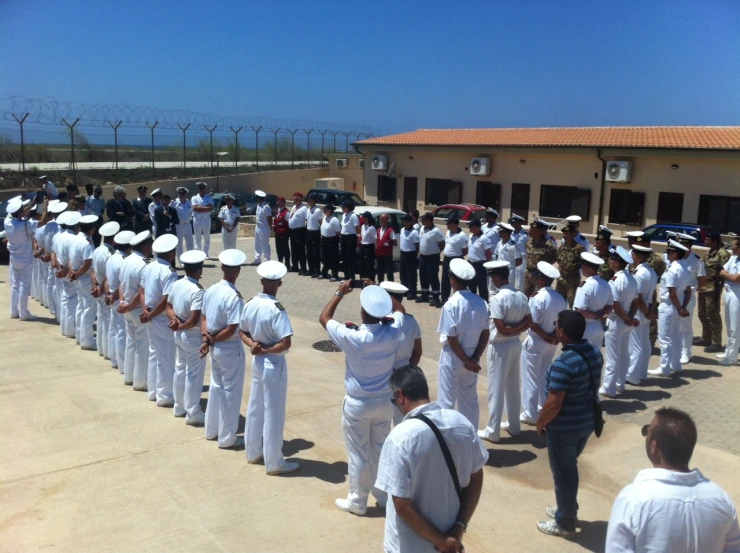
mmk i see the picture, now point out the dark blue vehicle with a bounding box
[642,223,717,243]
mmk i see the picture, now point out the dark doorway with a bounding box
[476,181,501,212]
[511,183,530,219]
[656,192,684,223]
[403,177,417,214]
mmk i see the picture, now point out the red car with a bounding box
[431,203,488,226]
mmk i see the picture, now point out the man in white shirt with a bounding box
[105,230,135,373]
[626,246,658,385]
[441,218,469,304]
[574,252,614,348]
[417,213,445,307]
[491,223,522,297]
[320,203,341,281]
[339,201,361,280]
[304,193,322,277]
[91,221,119,361]
[68,214,99,350]
[218,194,241,250]
[510,214,528,290]
[288,192,308,274]
[172,186,194,266]
[466,219,492,302]
[54,211,80,337]
[481,208,501,252]
[39,176,58,199]
[676,233,705,364]
[399,215,420,300]
[719,237,740,366]
[191,182,214,258]
[376,366,488,553]
[149,189,163,237]
[606,407,740,553]
[479,261,532,443]
[252,190,273,266]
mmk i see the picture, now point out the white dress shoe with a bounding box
[267,461,299,475]
[185,413,205,426]
[598,386,616,399]
[335,498,366,516]
[219,436,245,449]
[716,353,727,360]
[477,428,500,443]
[680,356,690,364]
[647,368,670,377]
[519,416,537,426]
[247,455,264,465]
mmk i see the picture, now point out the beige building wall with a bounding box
[324,153,364,197]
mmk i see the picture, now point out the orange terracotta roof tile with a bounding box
[356,127,740,150]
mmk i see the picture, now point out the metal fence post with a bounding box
[12,113,29,185]
[303,129,313,166]
[288,129,298,168]
[177,123,190,169]
[270,128,281,168]
[107,120,122,169]
[331,131,339,156]
[146,121,159,170]
[62,117,80,185]
[343,132,351,153]
[251,126,262,170]
[319,130,328,166]
[230,126,243,171]
[204,124,217,172]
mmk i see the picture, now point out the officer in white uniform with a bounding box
[481,208,501,251]
[305,194,323,277]
[219,194,241,250]
[149,189,162,237]
[625,245,658,384]
[105,230,135,372]
[562,215,590,251]
[240,260,299,475]
[55,211,81,337]
[191,182,214,257]
[479,260,532,443]
[119,230,152,389]
[466,219,492,301]
[91,221,120,360]
[600,246,639,398]
[649,241,691,377]
[436,259,489,428]
[39,175,58,199]
[509,214,528,290]
[44,201,67,319]
[252,190,273,265]
[172,186,194,265]
[719,238,740,366]
[441,218,469,304]
[520,261,567,425]
[574,252,614,348]
[68,214,99,350]
[167,249,207,424]
[492,222,522,296]
[676,233,705,364]
[201,249,246,449]
[32,214,46,306]
[142,234,179,404]
[320,283,401,516]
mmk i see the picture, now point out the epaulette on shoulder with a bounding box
[196,282,204,290]
[169,266,177,272]
[578,281,585,287]
[345,322,358,330]
[275,301,285,311]
[145,257,153,264]
[610,276,617,281]
[235,290,243,299]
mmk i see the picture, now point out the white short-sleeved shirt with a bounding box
[305,205,322,231]
[320,216,341,238]
[255,202,272,228]
[288,204,308,229]
[605,468,740,553]
[512,229,528,260]
[92,244,114,283]
[494,239,520,272]
[360,224,377,245]
[725,256,740,293]
[172,198,193,223]
[391,312,422,369]
[168,275,204,323]
[467,233,490,262]
[528,287,567,342]
[375,403,489,553]
[119,250,147,305]
[660,261,689,303]
[55,230,77,271]
[437,289,489,354]
[106,251,126,300]
[5,217,38,260]
[340,212,360,235]
[191,194,214,220]
[607,270,638,322]
[141,258,178,312]
[69,234,94,273]
[482,223,500,251]
[419,226,444,255]
[202,280,243,343]
[681,251,703,289]
[43,220,60,254]
[633,263,658,315]
[34,225,46,253]
[399,227,420,253]
[239,293,294,358]
[489,284,531,343]
[574,275,614,318]
[218,205,241,227]
[326,319,400,398]
[443,230,468,257]
[149,201,160,232]
[43,180,58,198]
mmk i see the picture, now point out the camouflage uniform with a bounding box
[646,251,667,346]
[596,249,614,281]
[555,241,585,307]
[524,238,556,296]
[698,247,730,346]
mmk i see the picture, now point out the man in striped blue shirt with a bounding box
[536,310,603,539]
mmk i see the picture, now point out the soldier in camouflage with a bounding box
[555,223,585,307]
[697,232,729,353]
[594,229,615,281]
[524,218,557,296]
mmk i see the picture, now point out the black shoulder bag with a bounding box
[414,413,463,503]
[573,350,605,438]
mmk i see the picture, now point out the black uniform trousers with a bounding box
[275,234,290,265]
[468,260,489,302]
[340,234,358,280]
[418,254,441,295]
[321,236,339,279]
[359,244,376,280]
[400,251,418,296]
[290,227,307,272]
[306,230,321,275]
[376,255,394,283]
[441,255,462,303]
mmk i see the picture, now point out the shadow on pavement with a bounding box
[576,519,608,552]
[618,388,671,402]
[678,368,722,379]
[30,315,58,325]
[643,376,689,389]
[279,458,348,484]
[688,356,723,367]
[283,438,314,457]
[601,399,646,415]
[486,448,537,468]
[504,429,547,450]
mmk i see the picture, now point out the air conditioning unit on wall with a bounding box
[371,154,388,171]
[359,158,365,168]
[605,161,633,183]
[336,158,348,168]
[470,157,491,176]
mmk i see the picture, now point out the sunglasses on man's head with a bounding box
[390,390,401,406]
[641,424,650,437]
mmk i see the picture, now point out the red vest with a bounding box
[376,226,394,257]
[274,207,290,236]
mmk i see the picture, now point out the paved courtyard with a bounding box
[2,236,739,553]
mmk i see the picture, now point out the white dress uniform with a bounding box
[142,258,179,403]
[191,193,214,255]
[436,289,489,428]
[254,202,273,263]
[169,275,206,422]
[148,201,160,236]
[219,205,241,250]
[32,225,46,304]
[69,233,96,349]
[520,287,567,422]
[43,220,60,317]
[391,311,422,425]
[171,198,194,263]
[601,269,639,396]
[240,293,294,471]
[511,228,528,290]
[106,248,128,371]
[491,238,520,297]
[5,215,38,319]
[480,284,531,442]
[656,260,690,375]
[482,222,500,251]
[680,251,704,362]
[626,262,658,383]
[574,275,614,348]
[326,316,400,513]
[375,403,489,553]
[120,250,149,388]
[723,256,740,365]
[91,242,114,359]
[56,230,79,337]
[203,280,245,448]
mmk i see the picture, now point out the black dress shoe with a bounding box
[289,268,300,273]
[317,275,326,280]
[311,274,320,279]
[704,344,724,353]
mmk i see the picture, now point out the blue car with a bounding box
[642,223,717,243]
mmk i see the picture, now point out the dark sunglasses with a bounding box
[390,391,401,406]
[641,424,649,437]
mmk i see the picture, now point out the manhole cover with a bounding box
[312,340,342,353]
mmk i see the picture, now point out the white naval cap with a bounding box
[218,248,246,267]
[380,281,409,294]
[38,175,47,180]
[537,261,560,280]
[450,258,475,280]
[152,233,178,253]
[176,186,189,193]
[49,201,68,214]
[151,188,162,196]
[565,215,582,223]
[666,231,678,238]
[63,211,81,226]
[180,250,207,265]
[581,251,605,266]
[613,245,633,264]
[48,198,60,207]
[114,230,136,245]
[487,207,499,217]
[130,230,152,246]
[510,213,526,222]
[79,214,99,225]
[625,231,644,238]
[677,232,697,242]
[498,222,514,232]
[257,260,288,280]
[360,285,393,319]
[99,221,120,237]
[224,193,235,200]
[6,198,23,214]
[483,260,509,270]
[255,190,267,198]
[667,239,689,252]
[0,230,6,239]
[632,244,653,254]
[22,199,32,208]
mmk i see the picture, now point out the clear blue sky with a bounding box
[2,0,739,134]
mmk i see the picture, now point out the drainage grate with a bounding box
[312,340,342,353]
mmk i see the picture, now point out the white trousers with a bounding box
[173,328,206,419]
[46,264,57,317]
[109,302,127,371]
[626,312,651,383]
[602,318,632,395]
[9,256,33,318]
[246,354,288,471]
[75,275,96,349]
[725,290,740,363]
[175,223,194,263]
[254,224,271,262]
[193,217,211,256]
[680,290,697,360]
[221,227,237,250]
[583,320,605,350]
[39,261,50,308]
[342,394,393,511]
[520,335,557,421]
[54,272,63,322]
[146,315,176,403]
[514,264,525,291]
[436,346,479,429]
[204,341,245,448]
[124,308,149,388]
[484,339,522,440]
[96,298,110,358]
[60,280,78,337]
[658,303,682,374]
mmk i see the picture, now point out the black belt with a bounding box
[470,260,485,265]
